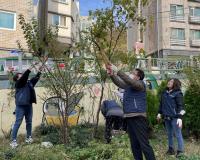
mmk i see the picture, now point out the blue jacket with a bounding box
[123,84,146,114]
[111,71,146,116]
[15,69,41,106]
[158,89,184,118]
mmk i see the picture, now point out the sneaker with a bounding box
[10,140,18,149]
[25,136,33,144]
[166,147,175,155]
[176,150,184,158]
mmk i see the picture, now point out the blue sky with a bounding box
[33,0,111,16]
[79,0,111,16]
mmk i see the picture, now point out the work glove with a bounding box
[156,113,161,123]
[177,118,182,128]
[110,64,119,72]
[179,110,186,115]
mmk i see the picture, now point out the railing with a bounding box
[189,16,200,24]
[137,58,200,73]
[170,39,186,46]
[190,39,200,47]
[170,15,185,22]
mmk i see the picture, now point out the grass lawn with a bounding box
[0,125,200,160]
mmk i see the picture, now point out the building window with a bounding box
[190,30,200,40]
[58,0,67,3]
[170,5,184,16]
[171,28,185,40]
[53,0,68,4]
[170,5,184,21]
[190,7,200,16]
[170,28,186,46]
[52,14,66,26]
[0,10,16,30]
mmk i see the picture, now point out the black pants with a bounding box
[105,116,125,143]
[126,116,156,160]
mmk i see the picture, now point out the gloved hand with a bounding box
[110,64,119,72]
[177,118,182,128]
[180,110,186,115]
[156,114,161,123]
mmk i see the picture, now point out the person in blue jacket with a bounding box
[106,64,156,160]
[157,78,185,158]
[10,63,42,148]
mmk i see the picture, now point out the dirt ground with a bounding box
[0,84,117,137]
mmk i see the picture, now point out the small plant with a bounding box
[34,125,62,144]
[4,149,16,160]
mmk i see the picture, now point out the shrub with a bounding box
[146,80,167,128]
[68,124,94,148]
[184,85,200,139]
[69,134,132,160]
[34,125,62,144]
[184,67,200,139]
[157,80,167,98]
[146,90,159,127]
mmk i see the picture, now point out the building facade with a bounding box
[128,0,200,58]
[35,0,80,46]
[0,0,80,54]
[0,0,33,52]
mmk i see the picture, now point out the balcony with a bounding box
[170,39,186,46]
[190,39,200,47]
[170,15,185,22]
[189,16,200,24]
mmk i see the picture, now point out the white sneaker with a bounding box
[10,140,18,149]
[25,136,33,144]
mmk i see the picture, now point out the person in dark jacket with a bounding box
[101,100,125,143]
[10,64,42,148]
[106,64,156,160]
[157,78,185,158]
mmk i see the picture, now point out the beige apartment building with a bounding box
[0,0,33,52]
[46,0,80,45]
[0,0,79,55]
[128,0,200,58]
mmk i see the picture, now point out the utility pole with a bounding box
[157,0,159,58]
[138,0,142,43]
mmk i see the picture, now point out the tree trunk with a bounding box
[94,83,105,137]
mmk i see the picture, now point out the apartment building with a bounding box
[80,16,93,31]
[0,0,33,53]
[34,0,80,46]
[79,16,95,72]
[128,0,200,58]
[0,0,79,55]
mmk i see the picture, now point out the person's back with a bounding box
[101,100,123,117]
[101,100,125,143]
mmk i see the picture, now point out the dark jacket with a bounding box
[101,100,124,117]
[15,69,41,105]
[158,89,184,118]
[110,71,146,117]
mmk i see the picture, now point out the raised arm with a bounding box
[117,71,145,91]
[30,72,41,87]
[15,69,31,88]
[110,73,128,89]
